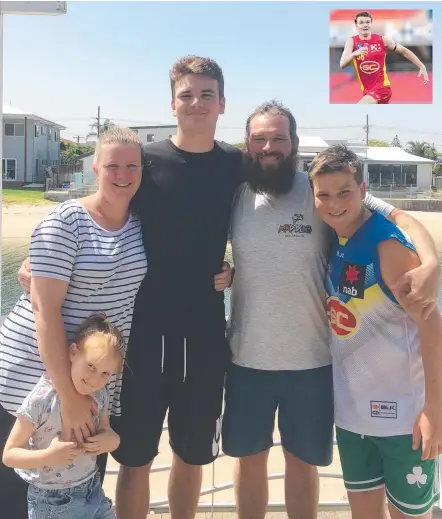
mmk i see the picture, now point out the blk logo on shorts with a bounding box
[339,262,366,299]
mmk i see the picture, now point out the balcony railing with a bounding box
[104,423,442,516]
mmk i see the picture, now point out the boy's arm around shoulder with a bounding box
[387,208,441,317]
[379,238,442,460]
[378,238,424,319]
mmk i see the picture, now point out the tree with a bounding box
[390,135,402,148]
[368,139,389,147]
[86,118,115,140]
[60,141,95,164]
[406,141,438,160]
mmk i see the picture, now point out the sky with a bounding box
[3,0,441,148]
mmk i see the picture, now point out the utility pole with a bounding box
[97,106,101,138]
[364,114,370,145]
[73,135,81,145]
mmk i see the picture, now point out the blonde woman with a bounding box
[0,127,147,518]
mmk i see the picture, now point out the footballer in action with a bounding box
[340,11,429,104]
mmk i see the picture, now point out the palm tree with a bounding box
[86,118,115,140]
[406,141,438,160]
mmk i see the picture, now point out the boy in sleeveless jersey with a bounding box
[340,11,429,104]
[310,145,442,518]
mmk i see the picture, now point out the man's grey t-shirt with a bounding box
[227,172,394,371]
[16,374,108,489]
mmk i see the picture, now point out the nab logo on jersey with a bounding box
[360,61,380,74]
[339,262,366,299]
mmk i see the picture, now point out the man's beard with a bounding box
[243,151,297,195]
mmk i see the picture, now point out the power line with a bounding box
[51,114,442,137]
[371,125,442,136]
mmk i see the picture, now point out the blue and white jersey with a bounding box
[326,211,424,436]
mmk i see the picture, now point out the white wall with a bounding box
[133,126,177,144]
[82,155,95,185]
[417,164,432,190]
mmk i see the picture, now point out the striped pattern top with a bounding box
[0,199,147,416]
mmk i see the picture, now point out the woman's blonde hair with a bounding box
[93,126,142,165]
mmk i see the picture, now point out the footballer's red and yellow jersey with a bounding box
[352,34,390,91]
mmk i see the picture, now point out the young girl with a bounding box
[2,315,124,519]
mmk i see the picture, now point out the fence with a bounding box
[46,164,83,190]
[368,184,441,199]
[105,423,442,516]
[104,426,349,515]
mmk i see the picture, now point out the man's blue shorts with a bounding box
[222,363,334,466]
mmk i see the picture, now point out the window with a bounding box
[48,128,52,138]
[146,134,155,142]
[52,160,58,166]
[380,165,393,186]
[4,123,14,136]
[367,164,380,186]
[42,159,47,165]
[2,158,17,180]
[392,164,401,186]
[368,163,418,187]
[4,123,24,137]
[40,126,46,136]
[54,131,58,141]
[404,164,417,186]
[34,125,40,137]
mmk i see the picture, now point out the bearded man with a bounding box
[221,100,441,519]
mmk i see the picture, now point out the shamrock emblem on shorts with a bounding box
[406,466,427,487]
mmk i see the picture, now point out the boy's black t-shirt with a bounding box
[131,139,243,336]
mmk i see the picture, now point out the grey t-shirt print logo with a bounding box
[277,213,312,237]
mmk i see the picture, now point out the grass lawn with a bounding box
[2,189,54,206]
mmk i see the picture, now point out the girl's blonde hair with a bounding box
[73,314,125,368]
[92,126,142,166]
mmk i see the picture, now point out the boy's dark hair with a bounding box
[245,100,298,146]
[355,11,372,23]
[169,55,225,98]
[308,144,364,185]
[73,314,125,359]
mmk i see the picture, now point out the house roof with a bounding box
[78,151,95,160]
[298,136,330,148]
[3,104,66,130]
[356,147,435,163]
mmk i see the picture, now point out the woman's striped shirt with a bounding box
[0,199,147,416]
